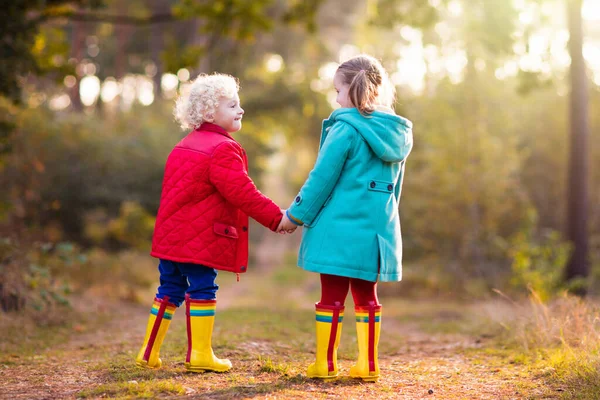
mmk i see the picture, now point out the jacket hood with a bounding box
[328,107,413,162]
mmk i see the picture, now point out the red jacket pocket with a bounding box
[214,223,239,239]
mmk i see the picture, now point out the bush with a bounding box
[0,236,78,325]
[0,103,176,242]
[508,210,571,302]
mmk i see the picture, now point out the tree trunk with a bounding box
[150,0,168,98]
[69,20,84,112]
[565,0,590,290]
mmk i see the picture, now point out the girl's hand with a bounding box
[277,211,298,234]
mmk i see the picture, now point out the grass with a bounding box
[3,253,600,398]
[78,380,187,398]
[475,291,600,399]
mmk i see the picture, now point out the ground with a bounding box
[0,262,561,399]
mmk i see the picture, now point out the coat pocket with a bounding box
[214,223,239,239]
[367,180,394,193]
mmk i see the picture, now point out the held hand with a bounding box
[277,211,298,234]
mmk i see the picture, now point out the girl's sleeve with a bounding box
[394,132,413,201]
[209,142,283,231]
[287,122,354,226]
[394,161,406,201]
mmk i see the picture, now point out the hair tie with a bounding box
[360,69,365,72]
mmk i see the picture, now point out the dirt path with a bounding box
[0,276,556,400]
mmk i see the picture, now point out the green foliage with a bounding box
[508,210,571,302]
[0,237,87,322]
[0,0,104,103]
[85,201,155,250]
[1,103,176,240]
[370,0,442,29]
[400,73,531,271]
[173,0,275,41]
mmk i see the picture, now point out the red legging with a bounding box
[319,273,379,306]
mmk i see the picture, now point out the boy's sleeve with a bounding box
[287,123,354,226]
[209,142,282,231]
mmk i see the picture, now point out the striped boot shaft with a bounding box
[307,302,344,379]
[350,302,382,381]
[136,296,176,369]
[185,294,231,372]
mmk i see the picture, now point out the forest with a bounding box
[1,0,599,398]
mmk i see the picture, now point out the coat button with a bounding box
[242,226,247,232]
[224,228,229,234]
[240,266,246,271]
[387,184,393,191]
[370,181,376,188]
[295,196,301,203]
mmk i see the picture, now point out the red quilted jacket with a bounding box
[151,123,283,274]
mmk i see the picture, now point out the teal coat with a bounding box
[288,107,413,282]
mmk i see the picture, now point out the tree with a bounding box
[0,1,104,103]
[565,0,590,289]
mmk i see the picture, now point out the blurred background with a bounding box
[0,0,599,319]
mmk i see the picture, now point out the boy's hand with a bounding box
[277,211,298,234]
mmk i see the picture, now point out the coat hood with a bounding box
[327,107,413,162]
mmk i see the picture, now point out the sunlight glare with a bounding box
[177,68,190,82]
[445,50,467,84]
[310,78,328,92]
[495,67,507,80]
[339,44,360,63]
[137,76,155,106]
[505,60,519,77]
[64,75,77,88]
[121,75,137,110]
[448,1,463,17]
[79,75,100,106]
[583,43,600,67]
[83,62,97,76]
[513,0,526,10]
[394,46,426,94]
[100,78,120,103]
[400,26,421,43]
[583,0,600,21]
[318,62,338,81]
[49,94,71,111]
[529,34,548,56]
[161,73,179,92]
[519,9,534,25]
[326,90,339,109]
[265,54,284,73]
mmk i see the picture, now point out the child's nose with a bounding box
[240,108,244,114]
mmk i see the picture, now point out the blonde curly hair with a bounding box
[174,73,240,130]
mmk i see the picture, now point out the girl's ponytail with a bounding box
[336,55,394,116]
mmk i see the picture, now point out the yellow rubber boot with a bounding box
[185,295,232,373]
[307,302,344,379]
[136,296,177,369]
[350,302,382,382]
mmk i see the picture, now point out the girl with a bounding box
[280,55,413,381]
[136,73,285,373]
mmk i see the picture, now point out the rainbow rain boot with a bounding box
[185,294,232,372]
[307,302,344,379]
[136,296,177,368]
[349,301,382,381]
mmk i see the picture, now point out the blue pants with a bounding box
[156,259,219,307]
